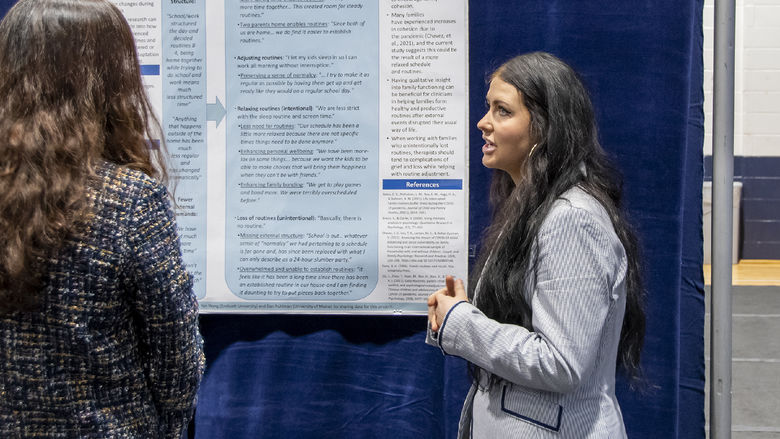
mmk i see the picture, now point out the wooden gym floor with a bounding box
[703,259,780,286]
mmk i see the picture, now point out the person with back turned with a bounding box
[0,1,204,437]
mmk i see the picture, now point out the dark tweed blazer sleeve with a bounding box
[124,176,205,438]
[430,193,626,393]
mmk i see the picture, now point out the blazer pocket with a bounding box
[501,384,563,432]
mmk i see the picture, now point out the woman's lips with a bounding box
[482,142,496,154]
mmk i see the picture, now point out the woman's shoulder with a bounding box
[95,161,167,199]
[543,186,614,234]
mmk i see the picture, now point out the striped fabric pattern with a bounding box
[427,186,629,438]
[0,162,205,438]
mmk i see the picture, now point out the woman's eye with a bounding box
[497,106,510,116]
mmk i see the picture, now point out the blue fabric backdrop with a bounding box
[465,3,706,439]
[193,1,707,437]
[0,0,705,437]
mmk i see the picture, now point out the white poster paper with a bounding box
[113,0,468,314]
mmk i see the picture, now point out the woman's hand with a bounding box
[427,275,468,332]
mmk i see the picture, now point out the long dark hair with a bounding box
[0,0,168,313]
[470,52,645,385]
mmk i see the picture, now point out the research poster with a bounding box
[113,0,468,314]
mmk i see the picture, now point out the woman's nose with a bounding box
[477,112,490,132]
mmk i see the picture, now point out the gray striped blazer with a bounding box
[427,186,629,438]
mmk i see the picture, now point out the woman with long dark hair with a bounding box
[0,0,204,437]
[427,52,645,438]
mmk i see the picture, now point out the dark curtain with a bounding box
[196,1,706,437]
[679,1,707,437]
[0,0,705,437]
[466,2,705,438]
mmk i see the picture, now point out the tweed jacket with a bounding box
[428,186,628,438]
[0,162,205,438]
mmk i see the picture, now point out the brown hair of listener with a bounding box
[0,0,169,312]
